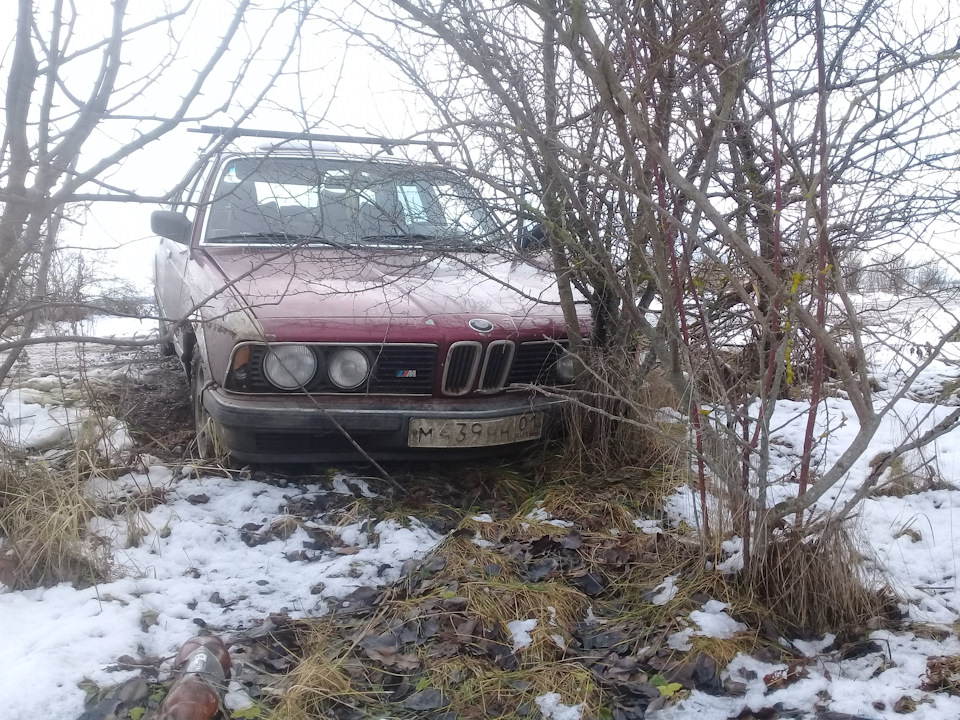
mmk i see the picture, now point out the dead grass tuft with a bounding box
[458,579,586,661]
[746,524,891,635]
[551,352,689,485]
[872,452,946,497]
[923,655,960,695]
[272,624,370,720]
[435,535,520,582]
[688,634,759,669]
[538,483,662,535]
[0,451,110,589]
[429,658,599,719]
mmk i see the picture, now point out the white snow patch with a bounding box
[793,633,836,658]
[525,503,574,528]
[0,469,441,719]
[650,575,679,605]
[224,681,255,711]
[507,618,538,651]
[716,537,744,573]
[331,474,377,498]
[535,693,583,720]
[633,518,663,535]
[583,606,604,626]
[689,600,747,639]
[667,627,694,651]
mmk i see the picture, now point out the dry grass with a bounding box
[872,451,945,497]
[538,483,663,535]
[923,655,960,695]
[428,658,599,719]
[272,625,371,720]
[746,524,891,635]
[274,439,894,720]
[551,352,688,483]
[458,579,586,661]
[0,450,110,589]
[434,535,521,581]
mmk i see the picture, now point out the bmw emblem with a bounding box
[469,318,494,333]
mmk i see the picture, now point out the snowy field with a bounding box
[3,298,960,719]
[661,292,960,718]
[0,319,442,718]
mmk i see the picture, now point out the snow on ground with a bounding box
[0,318,442,718]
[0,469,441,719]
[660,291,960,718]
[1,316,156,455]
[7,304,960,719]
[535,692,584,720]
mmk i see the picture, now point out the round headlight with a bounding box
[328,347,370,390]
[556,353,576,381]
[263,345,317,390]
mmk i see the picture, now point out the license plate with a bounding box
[408,412,543,448]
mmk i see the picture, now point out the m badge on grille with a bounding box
[396,370,417,378]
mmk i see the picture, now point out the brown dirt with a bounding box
[118,352,193,460]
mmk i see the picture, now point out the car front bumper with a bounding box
[201,387,567,463]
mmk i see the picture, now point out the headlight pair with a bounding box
[262,344,370,391]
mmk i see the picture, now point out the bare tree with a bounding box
[0,0,312,384]
[337,0,960,567]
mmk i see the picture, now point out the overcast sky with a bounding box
[8,0,432,294]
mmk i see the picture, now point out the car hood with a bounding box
[202,246,570,336]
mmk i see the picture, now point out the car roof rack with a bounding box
[190,125,455,154]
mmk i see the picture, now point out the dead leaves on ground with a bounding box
[272,514,739,720]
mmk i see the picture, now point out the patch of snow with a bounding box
[507,618,538,651]
[793,633,836,658]
[547,605,558,626]
[650,575,679,605]
[535,693,583,720]
[689,600,747,639]
[633,518,662,535]
[0,470,442,719]
[471,513,494,522]
[716,537,744,573]
[0,387,134,460]
[666,627,694,651]
[331,474,377,498]
[224,681,255,711]
[0,388,79,449]
[525,503,574,528]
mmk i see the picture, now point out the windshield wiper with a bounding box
[207,232,342,245]
[360,233,438,242]
[360,233,503,253]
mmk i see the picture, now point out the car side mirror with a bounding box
[151,210,192,244]
[517,223,548,252]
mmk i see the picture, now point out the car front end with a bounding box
[155,143,586,463]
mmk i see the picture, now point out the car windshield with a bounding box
[203,156,499,248]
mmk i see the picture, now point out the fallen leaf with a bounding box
[404,689,450,711]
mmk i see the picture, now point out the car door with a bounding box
[154,164,212,348]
